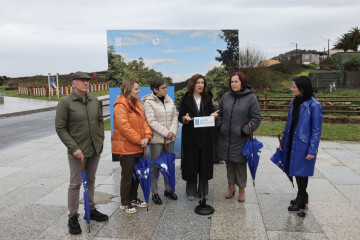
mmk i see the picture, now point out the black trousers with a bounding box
[295,176,308,200]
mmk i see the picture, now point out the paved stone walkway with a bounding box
[1,130,360,239]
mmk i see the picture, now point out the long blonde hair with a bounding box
[121,79,138,100]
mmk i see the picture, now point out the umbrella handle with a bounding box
[278,131,285,149]
[73,155,86,171]
[247,123,253,140]
[164,138,168,152]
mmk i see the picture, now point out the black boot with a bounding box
[288,197,306,211]
[290,192,308,205]
[68,215,82,235]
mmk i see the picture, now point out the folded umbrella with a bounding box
[270,131,294,187]
[81,159,91,233]
[154,139,176,193]
[241,123,263,186]
[133,149,152,210]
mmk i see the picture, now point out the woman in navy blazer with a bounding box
[280,76,322,211]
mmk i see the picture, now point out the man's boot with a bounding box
[225,184,235,199]
[68,215,82,235]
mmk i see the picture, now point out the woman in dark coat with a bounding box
[216,72,261,202]
[178,74,219,200]
[277,76,322,211]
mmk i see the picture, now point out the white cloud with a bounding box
[164,73,194,83]
[200,61,222,69]
[162,47,204,54]
[1,0,360,77]
[142,58,184,69]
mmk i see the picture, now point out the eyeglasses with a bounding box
[159,86,167,90]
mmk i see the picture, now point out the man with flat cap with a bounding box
[55,71,108,235]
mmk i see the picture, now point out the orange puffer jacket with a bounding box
[112,94,152,155]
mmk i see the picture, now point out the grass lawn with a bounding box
[256,121,360,142]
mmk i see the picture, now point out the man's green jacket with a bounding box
[55,92,104,157]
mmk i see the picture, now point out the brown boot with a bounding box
[238,188,245,202]
[225,184,235,199]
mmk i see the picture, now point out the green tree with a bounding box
[107,46,173,87]
[205,66,229,105]
[216,30,239,73]
[334,27,360,52]
[0,75,9,86]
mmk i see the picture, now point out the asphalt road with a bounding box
[0,111,56,151]
[0,104,110,151]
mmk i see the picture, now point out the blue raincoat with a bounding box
[281,97,322,177]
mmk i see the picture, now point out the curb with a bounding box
[0,106,57,118]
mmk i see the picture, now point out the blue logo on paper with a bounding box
[195,119,199,126]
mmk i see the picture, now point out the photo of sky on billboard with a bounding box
[106,30,234,84]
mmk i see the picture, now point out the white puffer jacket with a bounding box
[142,93,179,144]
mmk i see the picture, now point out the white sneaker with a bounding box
[120,204,137,214]
[131,199,147,208]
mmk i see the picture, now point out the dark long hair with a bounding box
[293,76,314,100]
[187,74,208,96]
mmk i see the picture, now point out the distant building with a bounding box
[329,47,354,56]
[302,53,320,65]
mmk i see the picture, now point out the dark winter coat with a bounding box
[281,97,322,177]
[216,86,261,163]
[178,93,214,183]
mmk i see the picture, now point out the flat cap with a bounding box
[71,71,91,81]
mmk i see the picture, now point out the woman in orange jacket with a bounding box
[112,79,152,214]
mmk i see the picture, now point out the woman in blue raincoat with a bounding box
[279,76,322,211]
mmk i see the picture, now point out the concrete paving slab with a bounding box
[307,179,349,203]
[325,148,360,159]
[257,193,323,233]
[0,204,67,240]
[210,203,267,239]
[319,141,348,149]
[316,166,360,185]
[1,130,359,239]
[335,184,360,210]
[338,157,360,174]
[267,231,328,239]
[255,173,297,195]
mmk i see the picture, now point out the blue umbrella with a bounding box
[133,150,152,210]
[155,139,176,193]
[270,131,294,187]
[81,159,91,233]
[241,123,263,186]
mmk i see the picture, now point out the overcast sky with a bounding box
[1,0,359,79]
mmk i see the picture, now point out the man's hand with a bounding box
[73,149,84,162]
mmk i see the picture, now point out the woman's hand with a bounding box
[182,113,193,124]
[305,154,314,160]
[140,138,149,148]
[166,132,175,140]
[210,110,220,118]
[73,149,84,161]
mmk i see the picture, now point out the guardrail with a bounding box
[99,97,110,119]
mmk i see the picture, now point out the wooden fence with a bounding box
[257,93,360,124]
[18,82,109,97]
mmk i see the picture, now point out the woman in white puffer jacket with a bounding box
[142,78,179,205]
